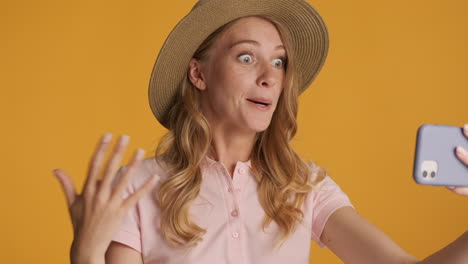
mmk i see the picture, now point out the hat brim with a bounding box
[149,0,329,128]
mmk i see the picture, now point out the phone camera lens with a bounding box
[422,170,427,178]
[430,171,436,178]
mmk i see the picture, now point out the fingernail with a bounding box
[102,133,112,142]
[456,146,467,157]
[120,134,130,145]
[135,148,145,158]
[52,169,60,179]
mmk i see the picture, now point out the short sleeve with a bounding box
[309,163,354,248]
[110,165,142,253]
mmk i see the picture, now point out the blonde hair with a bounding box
[154,16,326,248]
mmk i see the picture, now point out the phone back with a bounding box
[413,124,468,187]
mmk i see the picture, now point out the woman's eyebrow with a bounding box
[229,39,285,50]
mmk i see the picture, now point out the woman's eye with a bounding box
[272,58,284,68]
[238,54,253,64]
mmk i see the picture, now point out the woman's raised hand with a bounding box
[53,133,159,263]
[446,125,468,196]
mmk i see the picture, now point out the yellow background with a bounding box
[1,0,467,263]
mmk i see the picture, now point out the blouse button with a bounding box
[238,167,246,174]
[231,209,239,217]
[232,232,239,238]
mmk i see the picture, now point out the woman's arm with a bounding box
[105,242,143,264]
[418,232,468,264]
[321,206,468,264]
[321,206,419,264]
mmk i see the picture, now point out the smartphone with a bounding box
[413,124,468,187]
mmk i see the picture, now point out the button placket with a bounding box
[220,161,249,262]
[219,165,239,212]
[228,166,243,243]
[231,165,246,195]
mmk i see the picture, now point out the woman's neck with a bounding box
[207,129,256,177]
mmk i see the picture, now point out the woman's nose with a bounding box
[256,61,279,88]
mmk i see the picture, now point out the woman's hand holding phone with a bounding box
[53,134,159,263]
[447,124,468,196]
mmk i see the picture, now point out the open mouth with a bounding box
[246,99,270,106]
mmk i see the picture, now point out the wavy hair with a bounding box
[154,15,326,248]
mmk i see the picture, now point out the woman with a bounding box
[53,0,468,263]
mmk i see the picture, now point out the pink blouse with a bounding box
[111,156,354,263]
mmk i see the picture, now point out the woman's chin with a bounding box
[247,120,272,133]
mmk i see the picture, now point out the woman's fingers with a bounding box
[455,146,468,165]
[121,174,159,212]
[456,124,468,164]
[443,125,468,197]
[455,124,468,165]
[53,169,77,208]
[446,186,468,196]
[110,148,145,200]
[83,133,113,198]
[99,135,130,196]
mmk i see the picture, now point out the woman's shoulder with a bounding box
[306,160,327,184]
[306,161,348,195]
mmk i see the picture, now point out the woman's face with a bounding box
[189,16,286,133]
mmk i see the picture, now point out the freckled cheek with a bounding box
[221,65,251,82]
[207,82,240,112]
[218,68,252,95]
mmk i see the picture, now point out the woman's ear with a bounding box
[188,58,207,91]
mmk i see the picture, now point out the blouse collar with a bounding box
[203,155,252,169]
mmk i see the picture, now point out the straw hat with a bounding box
[148,0,329,128]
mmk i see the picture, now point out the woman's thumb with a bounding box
[53,169,77,207]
